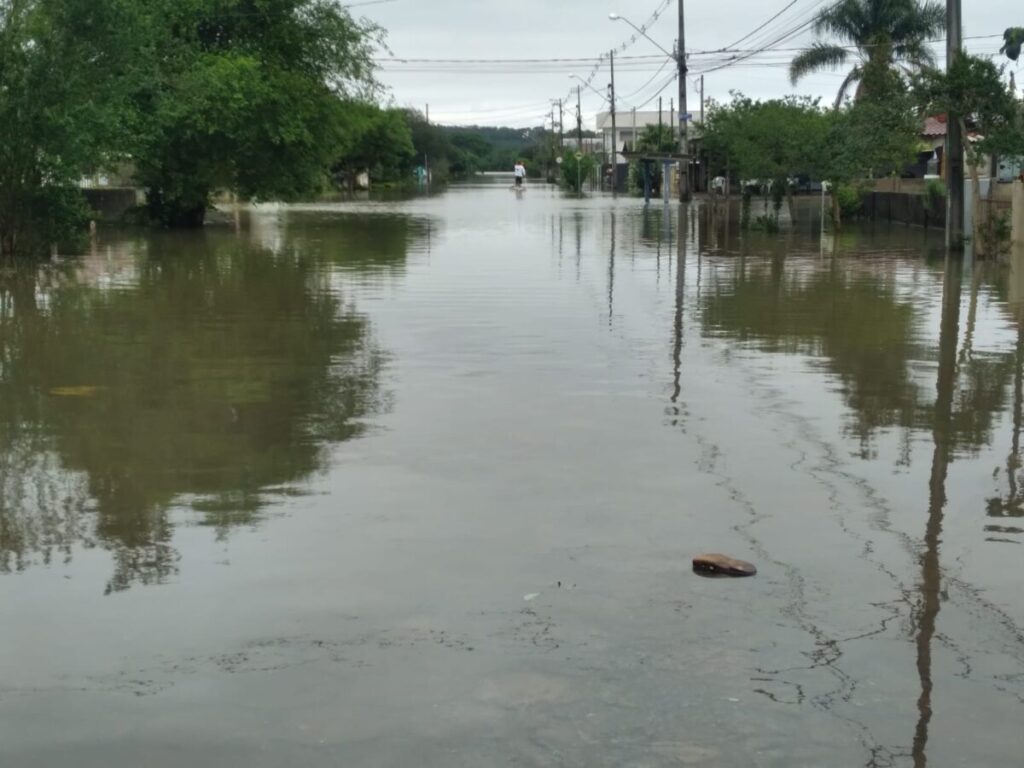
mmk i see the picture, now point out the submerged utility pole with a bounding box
[677,0,691,202]
[946,0,964,250]
[425,104,430,186]
[609,49,617,192]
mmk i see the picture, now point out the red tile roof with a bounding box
[922,114,948,137]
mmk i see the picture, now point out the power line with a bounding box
[723,0,806,51]
[619,57,675,100]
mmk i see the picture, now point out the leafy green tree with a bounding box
[789,0,945,108]
[133,0,380,227]
[822,104,919,228]
[624,125,678,197]
[0,0,136,257]
[333,104,415,187]
[560,153,597,192]
[637,124,677,153]
[812,65,919,228]
[1003,28,1024,61]
[405,110,453,179]
[702,94,829,221]
[914,55,1024,248]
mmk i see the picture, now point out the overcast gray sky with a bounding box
[357,0,1021,128]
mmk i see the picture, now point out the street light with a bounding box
[608,13,676,62]
[610,9,691,202]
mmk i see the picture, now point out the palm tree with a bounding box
[789,0,945,108]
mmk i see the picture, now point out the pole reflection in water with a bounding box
[988,244,1024,525]
[608,211,616,327]
[573,211,582,282]
[670,204,687,422]
[913,256,962,767]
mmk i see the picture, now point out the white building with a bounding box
[595,110,700,164]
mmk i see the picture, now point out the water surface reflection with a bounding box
[0,218,421,592]
[2,192,1023,768]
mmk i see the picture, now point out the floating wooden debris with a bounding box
[49,386,103,397]
[692,554,757,577]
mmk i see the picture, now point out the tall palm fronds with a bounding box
[790,0,945,107]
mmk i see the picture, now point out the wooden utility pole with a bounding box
[610,50,617,192]
[557,99,565,151]
[946,0,964,249]
[550,106,556,179]
[576,86,583,151]
[424,104,430,185]
[677,0,691,202]
[699,75,705,124]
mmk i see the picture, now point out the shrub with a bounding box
[925,178,946,211]
[835,183,864,219]
[560,153,597,192]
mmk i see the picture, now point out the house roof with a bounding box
[922,113,982,142]
[923,114,948,137]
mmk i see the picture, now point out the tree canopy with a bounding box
[0,0,387,252]
[914,55,1024,163]
[789,0,945,108]
[703,94,828,184]
[0,0,138,257]
[133,0,381,226]
[1003,28,1024,61]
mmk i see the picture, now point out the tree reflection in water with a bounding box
[700,255,1015,455]
[0,217,413,593]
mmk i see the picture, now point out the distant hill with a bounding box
[440,124,598,174]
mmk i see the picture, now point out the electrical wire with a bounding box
[722,0,805,51]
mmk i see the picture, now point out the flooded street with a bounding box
[2,180,1023,766]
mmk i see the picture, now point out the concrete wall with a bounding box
[872,177,1014,203]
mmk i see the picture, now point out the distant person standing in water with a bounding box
[513,161,527,188]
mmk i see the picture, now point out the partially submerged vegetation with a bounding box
[703,38,1023,242]
[1,0,1021,257]
[0,1,558,258]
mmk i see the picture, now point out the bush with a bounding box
[561,154,597,192]
[834,183,864,220]
[978,210,1012,257]
[1,185,91,258]
[925,178,946,211]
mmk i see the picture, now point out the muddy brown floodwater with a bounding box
[2,179,1024,767]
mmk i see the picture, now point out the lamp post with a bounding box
[610,8,690,201]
